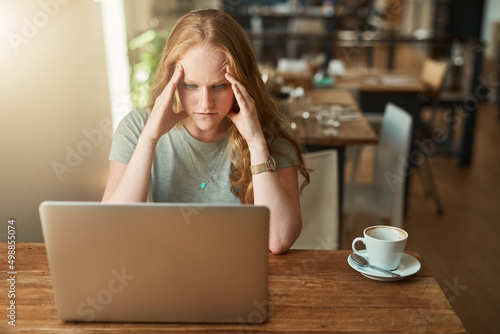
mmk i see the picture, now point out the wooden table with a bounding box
[290,89,378,147]
[335,70,424,142]
[335,69,426,94]
[0,243,466,333]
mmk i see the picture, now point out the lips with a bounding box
[195,112,217,117]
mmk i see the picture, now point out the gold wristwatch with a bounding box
[250,155,276,175]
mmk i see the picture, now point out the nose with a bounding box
[200,88,214,111]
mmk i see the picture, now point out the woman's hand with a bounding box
[102,65,187,203]
[225,66,266,149]
[143,64,187,143]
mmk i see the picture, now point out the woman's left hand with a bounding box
[225,66,266,148]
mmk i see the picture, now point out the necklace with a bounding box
[181,129,228,190]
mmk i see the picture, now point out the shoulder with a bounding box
[113,109,151,137]
[118,109,150,128]
[264,118,295,147]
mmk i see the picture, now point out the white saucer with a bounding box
[347,250,421,281]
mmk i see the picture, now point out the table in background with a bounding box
[335,69,477,168]
[0,243,466,333]
[335,69,425,129]
[291,89,378,147]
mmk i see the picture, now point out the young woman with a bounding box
[102,9,309,254]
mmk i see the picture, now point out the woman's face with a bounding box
[177,44,234,139]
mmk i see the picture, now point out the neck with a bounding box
[182,118,230,143]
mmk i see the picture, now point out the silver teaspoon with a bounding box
[351,253,401,278]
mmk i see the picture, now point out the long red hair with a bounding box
[149,9,309,203]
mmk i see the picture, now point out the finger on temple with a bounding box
[225,66,237,83]
[160,64,184,103]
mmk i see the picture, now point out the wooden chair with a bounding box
[421,58,448,92]
[416,58,448,215]
[420,58,449,127]
[291,150,339,250]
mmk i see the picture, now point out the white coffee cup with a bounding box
[352,225,408,271]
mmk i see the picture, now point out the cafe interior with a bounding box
[1,0,499,332]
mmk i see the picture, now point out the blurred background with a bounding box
[1,1,499,332]
[2,0,498,241]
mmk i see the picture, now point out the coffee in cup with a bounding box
[352,225,408,271]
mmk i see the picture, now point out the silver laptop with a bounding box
[39,201,269,324]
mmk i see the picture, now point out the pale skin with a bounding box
[102,44,302,254]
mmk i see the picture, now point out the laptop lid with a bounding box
[39,201,269,324]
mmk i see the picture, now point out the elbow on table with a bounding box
[269,237,298,254]
[269,244,291,255]
[269,224,302,255]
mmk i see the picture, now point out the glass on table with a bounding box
[287,93,313,120]
[315,104,342,136]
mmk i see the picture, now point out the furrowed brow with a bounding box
[182,78,229,86]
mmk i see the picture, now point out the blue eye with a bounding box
[184,84,196,89]
[214,84,228,90]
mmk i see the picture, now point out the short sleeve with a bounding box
[109,109,149,164]
[267,121,300,170]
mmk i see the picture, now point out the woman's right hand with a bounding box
[142,64,187,143]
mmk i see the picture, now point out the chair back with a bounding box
[420,58,448,97]
[373,103,413,225]
[292,150,339,250]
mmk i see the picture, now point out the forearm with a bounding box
[225,67,301,253]
[102,136,157,203]
[250,142,302,254]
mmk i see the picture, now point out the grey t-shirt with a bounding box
[109,109,300,203]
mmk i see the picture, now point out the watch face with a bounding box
[268,156,276,171]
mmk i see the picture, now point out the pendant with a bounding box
[201,182,206,189]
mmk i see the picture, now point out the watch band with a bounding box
[250,156,276,175]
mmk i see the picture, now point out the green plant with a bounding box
[128,28,170,109]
